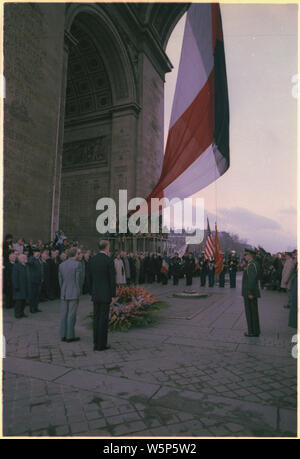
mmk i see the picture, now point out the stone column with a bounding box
[50,31,77,240]
[4,4,66,241]
[109,106,139,212]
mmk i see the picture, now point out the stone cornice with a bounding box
[64,102,142,128]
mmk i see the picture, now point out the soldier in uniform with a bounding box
[184,253,195,286]
[228,250,238,288]
[218,253,227,287]
[242,248,261,337]
[199,252,207,287]
[207,257,215,287]
[170,253,182,286]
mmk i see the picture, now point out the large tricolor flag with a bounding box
[204,218,215,260]
[147,3,229,203]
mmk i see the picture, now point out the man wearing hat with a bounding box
[170,252,182,286]
[242,248,261,337]
[228,250,238,288]
[27,248,43,313]
[219,252,227,288]
[199,252,207,287]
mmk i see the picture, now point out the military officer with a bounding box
[170,253,182,286]
[207,257,215,287]
[242,248,261,337]
[228,250,238,288]
[218,253,227,287]
[199,252,207,287]
[184,253,195,286]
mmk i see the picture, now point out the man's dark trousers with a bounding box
[219,271,225,287]
[93,302,110,349]
[208,272,215,287]
[15,299,26,318]
[29,283,41,313]
[244,297,260,336]
[230,271,236,288]
[173,275,179,286]
[200,271,206,287]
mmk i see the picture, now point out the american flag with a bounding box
[204,218,215,260]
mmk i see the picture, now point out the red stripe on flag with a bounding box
[147,70,215,201]
[205,233,215,260]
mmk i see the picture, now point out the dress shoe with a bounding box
[61,338,67,342]
[244,332,256,337]
[21,314,28,318]
[94,345,111,352]
[36,309,42,313]
[66,337,80,343]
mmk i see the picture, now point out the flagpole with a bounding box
[214,146,218,226]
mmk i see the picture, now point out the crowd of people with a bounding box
[2,232,298,335]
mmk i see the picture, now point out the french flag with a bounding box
[148,3,229,203]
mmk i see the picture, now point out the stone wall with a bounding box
[4,3,65,241]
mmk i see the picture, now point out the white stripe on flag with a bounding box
[170,3,214,128]
[164,144,227,201]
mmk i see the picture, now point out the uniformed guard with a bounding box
[207,257,215,287]
[242,248,261,337]
[184,253,195,286]
[199,252,207,287]
[228,250,238,288]
[218,253,226,287]
[170,252,181,286]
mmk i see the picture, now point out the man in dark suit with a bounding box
[170,253,181,286]
[3,251,17,309]
[199,253,207,287]
[88,240,116,351]
[184,253,195,286]
[27,248,43,313]
[242,248,261,337]
[12,254,30,319]
[228,250,238,288]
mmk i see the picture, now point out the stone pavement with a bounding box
[2,274,298,437]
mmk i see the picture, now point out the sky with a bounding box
[164,4,298,253]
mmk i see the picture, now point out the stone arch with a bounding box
[145,3,189,51]
[65,3,137,106]
[58,5,140,248]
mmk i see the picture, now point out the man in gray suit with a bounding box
[59,248,82,342]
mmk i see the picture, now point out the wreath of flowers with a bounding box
[109,286,157,330]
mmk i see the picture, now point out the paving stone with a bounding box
[70,422,89,434]
[4,357,70,381]
[55,425,71,436]
[88,419,107,430]
[54,369,159,399]
[3,277,297,437]
[278,408,297,435]
[105,415,124,426]
[126,420,148,433]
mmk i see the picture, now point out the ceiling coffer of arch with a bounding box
[65,8,136,106]
[66,21,112,119]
